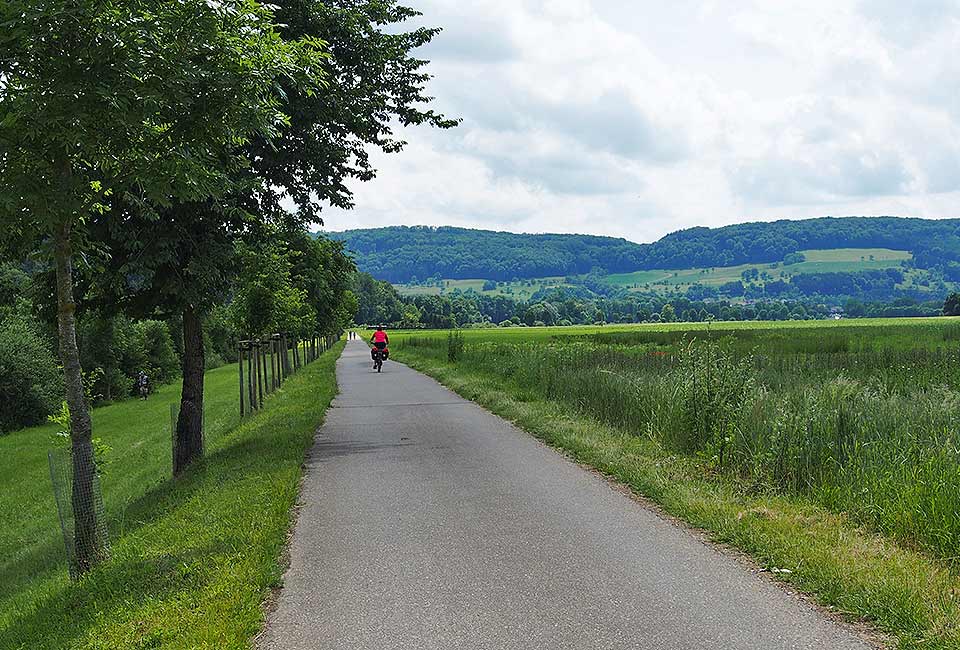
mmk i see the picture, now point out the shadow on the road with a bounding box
[353,363,399,371]
[307,440,411,463]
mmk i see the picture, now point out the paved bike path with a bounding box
[258,339,872,650]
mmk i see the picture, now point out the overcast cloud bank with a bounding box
[320,0,960,244]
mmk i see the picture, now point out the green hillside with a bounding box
[605,248,913,291]
[329,217,960,284]
[394,248,937,301]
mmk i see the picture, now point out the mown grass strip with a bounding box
[2,341,343,650]
[395,349,960,650]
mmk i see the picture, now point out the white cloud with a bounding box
[320,0,960,243]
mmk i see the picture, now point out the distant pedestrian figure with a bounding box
[136,371,149,400]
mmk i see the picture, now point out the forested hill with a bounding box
[329,218,960,283]
[332,226,647,283]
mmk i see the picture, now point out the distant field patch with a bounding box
[603,270,669,285]
[803,248,910,262]
[604,248,913,291]
[397,248,917,298]
[397,276,571,299]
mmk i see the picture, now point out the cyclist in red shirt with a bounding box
[371,326,389,368]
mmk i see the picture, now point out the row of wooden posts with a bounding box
[237,332,339,416]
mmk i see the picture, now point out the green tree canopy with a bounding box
[248,0,459,222]
[231,237,314,339]
[0,0,321,574]
[944,293,960,316]
[92,0,453,479]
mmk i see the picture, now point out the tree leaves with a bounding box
[0,0,328,245]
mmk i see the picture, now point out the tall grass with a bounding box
[398,323,960,560]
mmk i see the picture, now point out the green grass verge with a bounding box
[1,341,343,649]
[394,347,960,650]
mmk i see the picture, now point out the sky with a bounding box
[319,0,960,244]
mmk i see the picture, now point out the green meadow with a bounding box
[0,344,343,649]
[395,276,572,299]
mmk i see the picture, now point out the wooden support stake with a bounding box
[250,342,256,409]
[260,341,266,396]
[238,343,246,417]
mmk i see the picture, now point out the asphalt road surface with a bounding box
[258,339,873,650]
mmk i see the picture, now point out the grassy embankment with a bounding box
[393,320,960,649]
[0,341,343,649]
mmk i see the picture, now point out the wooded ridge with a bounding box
[329,217,960,283]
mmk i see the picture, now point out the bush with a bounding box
[205,305,238,366]
[944,293,960,316]
[130,320,181,385]
[447,330,465,362]
[0,318,62,433]
[664,339,756,455]
[78,315,181,402]
[78,312,128,402]
[0,264,30,316]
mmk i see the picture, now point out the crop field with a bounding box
[604,247,914,291]
[394,317,960,559]
[395,276,572,299]
[391,316,940,344]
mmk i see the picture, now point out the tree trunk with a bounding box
[54,220,102,576]
[174,307,205,476]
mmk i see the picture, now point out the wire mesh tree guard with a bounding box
[48,448,110,580]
